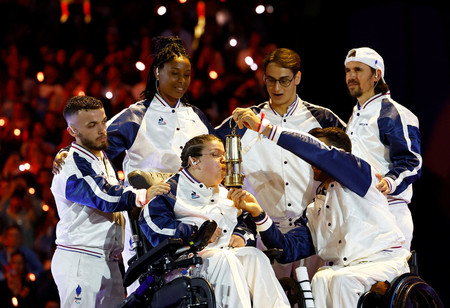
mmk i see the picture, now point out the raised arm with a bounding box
[232,109,373,197]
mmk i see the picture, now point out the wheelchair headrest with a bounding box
[128,170,175,189]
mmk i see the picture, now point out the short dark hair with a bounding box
[309,127,352,153]
[63,96,103,121]
[180,134,223,168]
[262,48,301,75]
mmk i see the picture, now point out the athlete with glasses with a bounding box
[139,134,290,308]
[216,48,346,280]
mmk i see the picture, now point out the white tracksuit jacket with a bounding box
[345,91,422,204]
[51,142,144,258]
[216,95,346,231]
[106,93,215,177]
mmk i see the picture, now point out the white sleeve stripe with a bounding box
[84,176,122,203]
[256,215,273,232]
[143,207,176,236]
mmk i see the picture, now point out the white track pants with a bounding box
[389,202,414,251]
[196,247,290,308]
[311,249,410,308]
[51,248,124,307]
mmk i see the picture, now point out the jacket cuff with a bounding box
[384,176,397,194]
[253,212,273,232]
[135,188,148,207]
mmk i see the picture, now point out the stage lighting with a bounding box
[157,6,167,16]
[136,61,146,71]
[255,5,265,14]
[229,38,237,47]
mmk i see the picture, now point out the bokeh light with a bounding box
[209,70,218,80]
[136,61,146,71]
[117,170,125,181]
[36,71,44,82]
[255,5,265,14]
[157,6,167,16]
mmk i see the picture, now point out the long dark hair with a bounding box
[141,36,192,105]
[371,67,390,95]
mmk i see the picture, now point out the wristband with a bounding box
[257,111,265,132]
[251,211,267,222]
[258,118,271,134]
[136,189,148,207]
[257,111,271,139]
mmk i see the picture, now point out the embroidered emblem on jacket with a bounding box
[191,191,200,199]
[158,117,166,125]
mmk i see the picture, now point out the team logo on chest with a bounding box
[158,116,167,125]
[74,284,82,304]
[191,191,200,199]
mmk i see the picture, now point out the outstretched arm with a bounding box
[232,110,373,197]
[228,188,315,263]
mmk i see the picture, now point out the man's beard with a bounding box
[79,134,108,151]
[347,81,362,98]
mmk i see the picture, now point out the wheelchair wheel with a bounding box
[357,290,384,308]
[149,276,215,308]
[278,277,306,308]
[387,273,444,308]
[178,277,215,308]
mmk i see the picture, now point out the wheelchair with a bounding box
[119,171,216,308]
[357,250,444,308]
[269,249,444,308]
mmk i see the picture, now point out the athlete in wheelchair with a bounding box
[228,113,444,307]
[121,134,290,308]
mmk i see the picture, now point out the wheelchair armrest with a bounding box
[123,238,184,287]
[188,220,217,251]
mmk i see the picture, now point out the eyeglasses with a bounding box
[264,75,295,87]
[199,152,225,159]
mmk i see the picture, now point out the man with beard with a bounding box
[344,47,422,250]
[50,96,153,307]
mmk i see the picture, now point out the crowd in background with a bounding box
[0,1,290,307]
[1,0,448,307]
